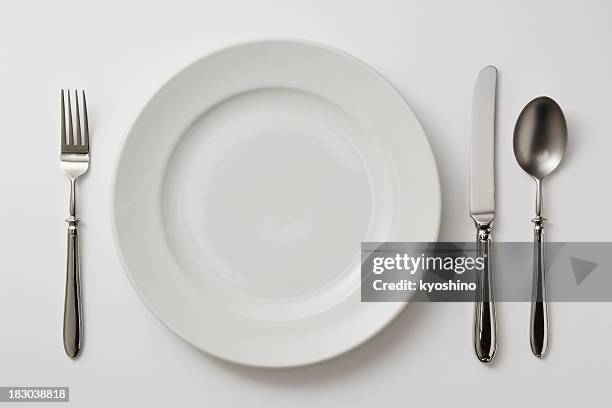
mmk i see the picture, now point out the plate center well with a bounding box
[162,88,374,299]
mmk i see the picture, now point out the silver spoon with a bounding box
[513,96,567,357]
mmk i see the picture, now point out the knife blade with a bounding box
[470,65,497,363]
[470,65,496,225]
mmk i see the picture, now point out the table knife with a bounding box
[469,65,497,363]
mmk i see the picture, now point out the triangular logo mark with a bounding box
[570,257,598,285]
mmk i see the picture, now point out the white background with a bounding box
[1,0,611,406]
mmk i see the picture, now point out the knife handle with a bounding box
[530,217,548,357]
[473,225,497,363]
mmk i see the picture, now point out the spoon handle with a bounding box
[473,226,496,363]
[530,217,548,357]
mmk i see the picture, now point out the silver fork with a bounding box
[60,90,89,359]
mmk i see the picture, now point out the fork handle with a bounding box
[64,217,83,358]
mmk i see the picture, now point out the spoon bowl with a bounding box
[513,96,567,181]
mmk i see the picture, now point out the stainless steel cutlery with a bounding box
[469,69,569,360]
[53,74,568,364]
[60,90,90,359]
[469,66,498,363]
[513,96,568,357]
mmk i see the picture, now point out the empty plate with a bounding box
[112,39,440,367]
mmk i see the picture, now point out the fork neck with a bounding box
[69,178,77,220]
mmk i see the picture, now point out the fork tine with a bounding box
[67,90,74,145]
[61,90,67,146]
[82,90,89,148]
[74,90,81,145]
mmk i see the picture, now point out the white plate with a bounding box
[112,39,440,367]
